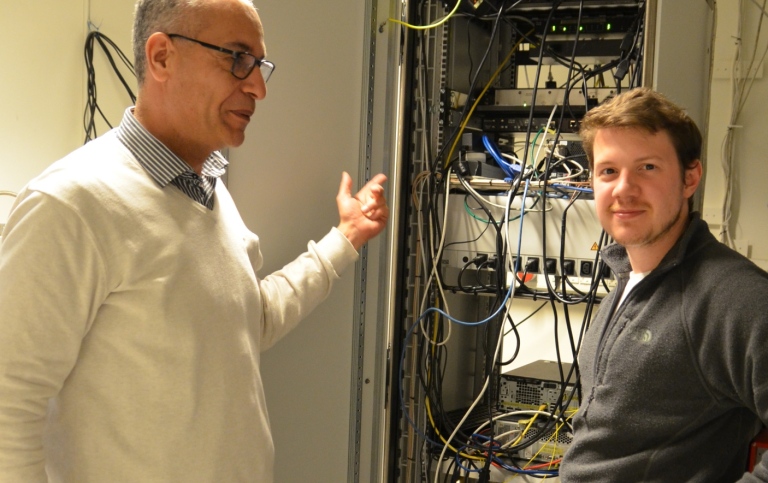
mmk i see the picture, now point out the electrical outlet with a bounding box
[562,259,576,276]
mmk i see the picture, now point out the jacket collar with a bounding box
[600,212,710,278]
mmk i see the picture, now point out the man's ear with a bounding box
[144,32,175,83]
[684,159,703,198]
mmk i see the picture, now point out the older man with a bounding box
[0,0,388,481]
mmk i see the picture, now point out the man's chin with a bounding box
[607,228,648,248]
[221,132,246,150]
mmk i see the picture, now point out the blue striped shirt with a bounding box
[115,108,228,210]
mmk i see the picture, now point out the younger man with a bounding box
[561,88,768,482]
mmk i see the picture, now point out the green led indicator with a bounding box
[579,25,584,31]
[552,25,556,32]
[563,26,567,32]
[607,23,612,31]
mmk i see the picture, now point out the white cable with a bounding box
[751,0,768,18]
[432,181,531,483]
[507,178,532,277]
[501,152,524,166]
[721,0,768,246]
[470,409,574,441]
[549,161,586,182]
[411,36,455,347]
[417,172,453,346]
[461,182,553,213]
[737,2,768,114]
[432,303,509,483]
[531,105,559,172]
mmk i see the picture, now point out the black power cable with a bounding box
[83,29,136,144]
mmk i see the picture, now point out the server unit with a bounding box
[498,359,579,413]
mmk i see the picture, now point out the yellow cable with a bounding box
[502,408,577,481]
[388,0,462,30]
[508,404,547,448]
[443,30,536,171]
[521,407,579,470]
[522,419,564,470]
[425,395,486,462]
[423,295,484,461]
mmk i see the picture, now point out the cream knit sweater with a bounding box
[0,131,358,482]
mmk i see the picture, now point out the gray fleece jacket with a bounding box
[561,214,768,482]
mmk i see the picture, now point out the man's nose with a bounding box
[242,68,267,100]
[613,171,638,197]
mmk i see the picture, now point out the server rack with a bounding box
[366,1,714,482]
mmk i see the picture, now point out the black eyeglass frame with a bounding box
[167,33,275,82]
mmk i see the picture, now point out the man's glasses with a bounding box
[167,33,275,82]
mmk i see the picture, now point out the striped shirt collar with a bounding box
[116,108,228,207]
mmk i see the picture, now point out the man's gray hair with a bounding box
[133,0,258,85]
[132,0,203,85]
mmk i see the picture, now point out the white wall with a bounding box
[703,0,768,269]
[0,1,87,216]
[0,0,136,223]
[0,1,368,481]
[228,1,368,480]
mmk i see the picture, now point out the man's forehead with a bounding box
[193,0,264,51]
[194,0,260,24]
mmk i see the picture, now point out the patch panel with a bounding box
[500,254,614,296]
[443,195,602,270]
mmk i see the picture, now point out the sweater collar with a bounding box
[600,212,710,277]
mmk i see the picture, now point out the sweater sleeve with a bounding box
[700,259,768,483]
[746,377,768,481]
[738,384,768,482]
[257,227,358,351]
[742,455,768,482]
[0,190,107,482]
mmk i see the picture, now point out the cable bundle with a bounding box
[83,29,137,144]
